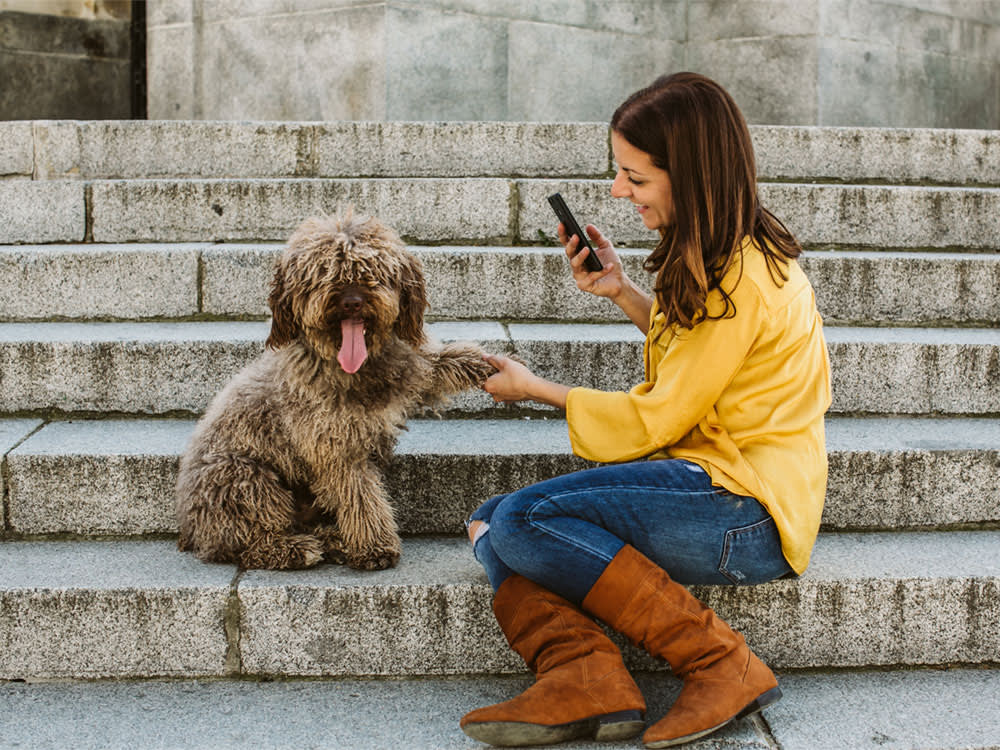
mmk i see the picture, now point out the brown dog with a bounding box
[176,213,494,570]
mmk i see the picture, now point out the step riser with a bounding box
[1,329,997,415]
[1,538,996,680]
[6,442,999,537]
[4,246,1000,326]
[3,179,999,249]
[6,122,999,185]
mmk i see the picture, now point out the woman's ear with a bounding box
[266,262,298,349]
[395,251,428,347]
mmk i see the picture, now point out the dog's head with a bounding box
[266,213,428,372]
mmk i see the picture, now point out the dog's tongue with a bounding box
[338,319,367,373]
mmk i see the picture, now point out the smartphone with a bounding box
[547,192,604,272]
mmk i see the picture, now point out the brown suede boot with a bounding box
[460,574,646,746]
[582,545,781,748]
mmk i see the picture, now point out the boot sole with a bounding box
[462,709,645,747]
[643,685,783,749]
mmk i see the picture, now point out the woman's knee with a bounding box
[487,489,543,559]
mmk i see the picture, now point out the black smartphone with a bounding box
[547,192,604,272]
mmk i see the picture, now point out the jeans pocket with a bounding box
[718,516,790,585]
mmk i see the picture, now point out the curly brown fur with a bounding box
[176,213,495,570]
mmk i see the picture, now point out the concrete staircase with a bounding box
[1,121,998,749]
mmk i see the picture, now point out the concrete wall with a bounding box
[0,0,134,120]
[146,0,1000,128]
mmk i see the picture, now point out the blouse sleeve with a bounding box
[565,285,766,463]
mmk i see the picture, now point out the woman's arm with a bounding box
[561,223,653,334]
[482,355,571,409]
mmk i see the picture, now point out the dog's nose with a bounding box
[339,292,364,316]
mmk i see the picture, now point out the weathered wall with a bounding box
[145,0,1000,127]
[0,0,134,120]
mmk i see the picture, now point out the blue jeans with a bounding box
[468,459,794,605]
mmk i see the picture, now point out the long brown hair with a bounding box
[611,72,801,329]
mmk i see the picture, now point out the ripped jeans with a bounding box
[468,459,794,605]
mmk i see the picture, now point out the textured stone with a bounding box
[416,246,651,323]
[0,122,32,177]
[0,322,269,414]
[6,420,192,535]
[1,668,996,750]
[751,126,1000,185]
[90,179,513,243]
[0,418,42,508]
[385,6,507,121]
[5,244,999,326]
[687,35,820,125]
[6,416,998,537]
[2,322,996,416]
[237,533,999,675]
[145,22,195,119]
[0,244,202,320]
[0,671,767,750]
[768,669,1000,750]
[0,181,85,244]
[0,10,132,120]
[11,121,1000,185]
[314,122,610,178]
[0,541,233,679]
[517,180,1000,250]
[824,326,1000,414]
[713,531,1000,668]
[238,538,509,676]
[71,122,305,179]
[506,19,682,122]
[801,250,1000,325]
[198,5,387,121]
[201,244,281,318]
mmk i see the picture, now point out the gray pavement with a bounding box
[1,669,996,750]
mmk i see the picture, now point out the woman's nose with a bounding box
[610,172,630,199]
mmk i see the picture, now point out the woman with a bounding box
[460,72,831,749]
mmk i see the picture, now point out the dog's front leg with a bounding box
[421,341,497,401]
[314,466,401,571]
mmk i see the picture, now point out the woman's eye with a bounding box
[629,177,644,185]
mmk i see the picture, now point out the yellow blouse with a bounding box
[565,239,832,574]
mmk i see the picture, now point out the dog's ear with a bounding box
[266,262,298,349]
[395,252,428,347]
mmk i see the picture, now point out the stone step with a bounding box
[3,244,1000,327]
[5,121,998,185]
[3,417,998,538]
[3,178,1000,248]
[2,321,996,416]
[0,533,997,680]
[1,669,997,750]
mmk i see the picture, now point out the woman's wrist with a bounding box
[611,278,654,332]
[527,376,572,409]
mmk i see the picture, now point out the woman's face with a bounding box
[610,130,675,231]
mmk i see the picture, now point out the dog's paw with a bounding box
[346,544,401,571]
[240,533,324,570]
[312,524,348,564]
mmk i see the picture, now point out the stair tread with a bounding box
[2,319,999,341]
[1,668,997,750]
[1,534,997,677]
[6,414,1000,456]
[3,532,998,590]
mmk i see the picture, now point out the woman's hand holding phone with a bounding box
[558,222,623,300]
[559,223,654,334]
